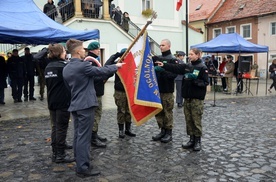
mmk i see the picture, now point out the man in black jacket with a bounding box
[7,49,25,103]
[22,47,37,101]
[151,39,178,143]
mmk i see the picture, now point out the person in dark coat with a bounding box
[43,0,58,20]
[156,48,209,151]
[45,43,74,164]
[151,39,178,143]
[175,51,186,108]
[268,59,276,93]
[113,6,122,25]
[121,12,130,32]
[234,57,243,93]
[0,56,7,105]
[22,47,37,101]
[33,47,50,101]
[7,49,26,103]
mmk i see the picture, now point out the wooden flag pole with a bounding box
[119,11,157,62]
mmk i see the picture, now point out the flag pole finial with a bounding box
[119,11,157,62]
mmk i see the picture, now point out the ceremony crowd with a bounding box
[0,37,276,178]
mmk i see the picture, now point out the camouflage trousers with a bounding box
[114,90,131,124]
[93,96,102,132]
[155,93,174,129]
[183,98,204,137]
[38,72,45,97]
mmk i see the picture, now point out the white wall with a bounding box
[258,14,276,74]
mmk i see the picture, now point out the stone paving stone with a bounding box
[0,96,276,181]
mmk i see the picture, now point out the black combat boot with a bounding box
[55,149,75,163]
[51,147,56,162]
[193,136,201,151]
[96,133,107,142]
[91,132,106,148]
[152,128,166,141]
[160,129,172,143]
[118,124,125,138]
[125,122,136,137]
[182,135,195,149]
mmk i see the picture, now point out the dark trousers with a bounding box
[269,77,276,90]
[175,80,183,104]
[23,75,35,98]
[236,77,243,92]
[72,107,95,173]
[11,78,24,100]
[221,77,226,90]
[50,109,70,150]
[38,73,45,98]
[0,88,4,102]
[209,77,217,86]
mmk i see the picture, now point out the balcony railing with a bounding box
[44,3,160,55]
[45,0,75,23]
[0,44,25,54]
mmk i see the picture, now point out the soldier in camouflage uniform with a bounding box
[86,42,107,148]
[156,48,209,151]
[105,49,136,138]
[152,39,178,143]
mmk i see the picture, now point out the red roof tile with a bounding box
[208,0,276,24]
[189,0,222,22]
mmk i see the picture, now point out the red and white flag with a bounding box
[176,0,183,11]
[117,32,162,126]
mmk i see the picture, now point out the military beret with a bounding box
[87,41,100,50]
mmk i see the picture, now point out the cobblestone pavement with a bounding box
[0,96,276,182]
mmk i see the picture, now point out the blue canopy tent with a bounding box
[0,0,99,45]
[191,33,269,94]
[191,33,268,53]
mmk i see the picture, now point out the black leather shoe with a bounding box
[24,97,28,101]
[65,143,73,150]
[91,138,106,148]
[0,101,5,105]
[29,97,36,101]
[76,169,101,178]
[55,154,75,163]
[18,99,23,102]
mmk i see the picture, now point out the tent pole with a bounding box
[266,52,268,95]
